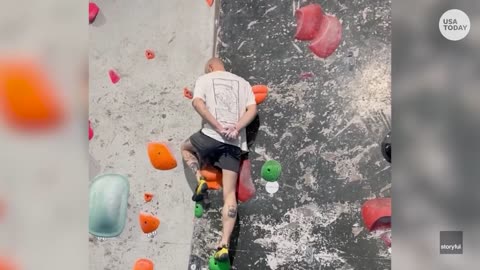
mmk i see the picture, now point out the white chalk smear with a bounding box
[237,40,246,50]
[216,37,229,48]
[247,20,258,29]
[291,41,303,53]
[253,202,356,269]
[264,6,277,16]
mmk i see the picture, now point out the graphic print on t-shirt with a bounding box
[212,78,239,125]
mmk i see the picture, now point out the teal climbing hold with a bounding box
[194,203,204,218]
[208,256,231,270]
[89,174,130,238]
[261,160,282,182]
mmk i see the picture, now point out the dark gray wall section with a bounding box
[189,0,391,269]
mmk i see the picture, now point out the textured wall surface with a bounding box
[189,0,392,269]
[88,0,214,269]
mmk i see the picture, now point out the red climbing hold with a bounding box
[144,193,153,202]
[145,50,155,60]
[108,69,120,84]
[183,87,193,99]
[205,0,214,7]
[361,198,391,231]
[308,15,342,58]
[89,3,99,24]
[237,159,256,202]
[294,4,325,41]
[88,120,94,140]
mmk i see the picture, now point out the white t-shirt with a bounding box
[193,71,256,151]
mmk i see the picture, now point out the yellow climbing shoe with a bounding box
[214,245,229,262]
[192,177,208,202]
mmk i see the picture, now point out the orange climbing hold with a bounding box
[183,87,193,99]
[145,50,155,60]
[200,165,223,190]
[252,85,268,105]
[139,212,160,234]
[133,258,154,270]
[144,193,154,202]
[0,59,65,131]
[0,256,18,270]
[147,142,177,170]
[205,0,214,7]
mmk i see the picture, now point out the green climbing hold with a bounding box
[194,203,204,218]
[89,174,130,238]
[261,160,282,182]
[208,256,231,270]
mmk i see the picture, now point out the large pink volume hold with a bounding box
[237,159,256,202]
[294,4,325,41]
[308,15,342,58]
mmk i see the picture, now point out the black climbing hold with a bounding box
[381,131,391,163]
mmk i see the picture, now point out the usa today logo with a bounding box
[439,9,470,41]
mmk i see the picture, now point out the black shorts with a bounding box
[189,131,242,173]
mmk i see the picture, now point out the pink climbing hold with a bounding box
[299,72,314,80]
[89,3,99,24]
[294,4,325,41]
[108,69,120,84]
[380,231,392,247]
[88,120,94,140]
[308,15,342,58]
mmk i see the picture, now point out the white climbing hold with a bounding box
[265,181,279,194]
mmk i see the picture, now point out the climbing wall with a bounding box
[88,0,215,269]
[189,0,391,269]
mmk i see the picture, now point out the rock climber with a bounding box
[180,57,257,261]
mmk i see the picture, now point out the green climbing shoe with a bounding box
[192,176,208,202]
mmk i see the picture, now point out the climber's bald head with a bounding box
[205,57,225,73]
